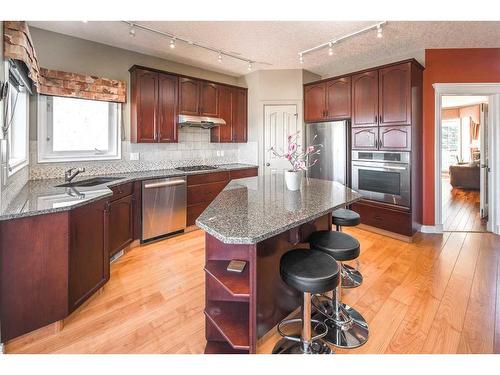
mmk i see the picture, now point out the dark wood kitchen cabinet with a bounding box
[108,194,134,257]
[379,125,412,151]
[211,86,248,143]
[201,82,219,117]
[351,127,379,150]
[130,67,178,143]
[351,70,379,127]
[69,198,110,312]
[378,63,411,126]
[179,77,201,115]
[304,82,327,122]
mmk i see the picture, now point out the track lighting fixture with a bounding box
[299,21,386,61]
[122,21,268,71]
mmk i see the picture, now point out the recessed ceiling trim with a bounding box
[122,21,271,70]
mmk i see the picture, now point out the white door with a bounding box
[264,105,299,172]
[480,102,489,219]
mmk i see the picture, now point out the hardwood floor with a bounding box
[442,178,486,232]
[6,227,500,354]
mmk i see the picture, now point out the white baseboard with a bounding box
[420,224,444,234]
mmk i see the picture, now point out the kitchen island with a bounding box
[196,173,361,354]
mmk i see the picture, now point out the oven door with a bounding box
[352,161,410,208]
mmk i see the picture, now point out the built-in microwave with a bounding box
[351,151,410,208]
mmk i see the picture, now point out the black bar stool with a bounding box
[309,230,369,348]
[272,249,340,354]
[332,208,363,289]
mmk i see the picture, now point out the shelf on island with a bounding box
[204,260,250,298]
[204,341,249,354]
[205,301,249,350]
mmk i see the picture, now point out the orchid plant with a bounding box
[268,131,322,172]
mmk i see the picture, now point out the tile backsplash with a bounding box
[29,127,259,180]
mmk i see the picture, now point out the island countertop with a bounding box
[196,173,362,244]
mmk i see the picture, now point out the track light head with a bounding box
[328,42,334,56]
[376,25,383,38]
[218,52,223,62]
[299,54,304,64]
[129,27,136,37]
[247,61,253,71]
[170,38,176,49]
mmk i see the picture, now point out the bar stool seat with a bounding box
[273,249,339,354]
[308,231,360,262]
[280,249,340,294]
[332,208,361,227]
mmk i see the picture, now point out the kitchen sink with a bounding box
[56,176,124,188]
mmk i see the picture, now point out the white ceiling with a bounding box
[28,21,500,78]
[442,95,489,108]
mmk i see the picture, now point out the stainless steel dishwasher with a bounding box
[142,176,187,242]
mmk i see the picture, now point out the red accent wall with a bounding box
[422,48,500,225]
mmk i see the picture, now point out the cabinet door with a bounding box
[158,73,178,142]
[378,63,411,126]
[69,199,109,312]
[232,88,247,142]
[108,195,134,257]
[351,127,379,150]
[179,77,201,115]
[326,77,351,120]
[211,85,233,142]
[304,82,326,123]
[200,82,219,117]
[135,69,158,142]
[351,70,378,127]
[379,125,412,151]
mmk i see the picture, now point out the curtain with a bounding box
[469,118,480,142]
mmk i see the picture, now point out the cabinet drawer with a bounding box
[230,168,258,180]
[109,182,134,201]
[351,201,413,236]
[187,181,228,206]
[187,171,230,186]
[187,201,211,226]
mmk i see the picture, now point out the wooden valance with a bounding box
[3,21,126,103]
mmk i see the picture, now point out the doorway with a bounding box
[263,104,299,171]
[433,84,500,235]
[440,95,488,232]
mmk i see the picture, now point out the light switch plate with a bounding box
[216,150,221,157]
[130,152,139,161]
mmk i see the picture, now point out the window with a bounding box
[442,119,460,172]
[5,63,29,176]
[38,95,121,162]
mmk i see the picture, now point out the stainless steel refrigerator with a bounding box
[305,121,349,185]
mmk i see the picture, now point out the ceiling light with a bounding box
[170,38,176,49]
[376,26,383,38]
[328,42,333,56]
[299,54,304,64]
[129,27,136,37]
[247,61,253,71]
[218,52,223,63]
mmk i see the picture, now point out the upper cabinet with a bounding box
[378,63,411,126]
[130,67,178,143]
[304,77,351,123]
[179,77,201,115]
[304,83,327,122]
[326,77,351,120]
[351,70,379,127]
[130,65,248,144]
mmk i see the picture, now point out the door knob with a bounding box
[266,163,270,167]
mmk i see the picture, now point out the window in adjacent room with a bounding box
[38,95,121,162]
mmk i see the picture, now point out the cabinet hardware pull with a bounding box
[374,115,377,123]
[144,180,186,189]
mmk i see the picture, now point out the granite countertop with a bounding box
[0,163,257,221]
[196,173,362,244]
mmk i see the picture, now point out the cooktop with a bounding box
[175,165,219,172]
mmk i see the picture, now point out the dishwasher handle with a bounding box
[143,179,186,189]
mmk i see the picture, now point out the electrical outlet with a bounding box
[216,150,221,157]
[221,150,224,157]
[130,152,139,161]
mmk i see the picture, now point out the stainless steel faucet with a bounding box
[64,167,86,182]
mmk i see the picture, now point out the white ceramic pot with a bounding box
[285,170,302,191]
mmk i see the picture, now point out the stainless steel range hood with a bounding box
[177,115,226,129]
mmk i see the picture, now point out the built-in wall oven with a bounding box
[352,151,410,208]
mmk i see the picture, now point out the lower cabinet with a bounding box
[351,200,414,236]
[108,194,134,257]
[69,198,110,312]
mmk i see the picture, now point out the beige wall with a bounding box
[29,27,244,141]
[238,69,321,168]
